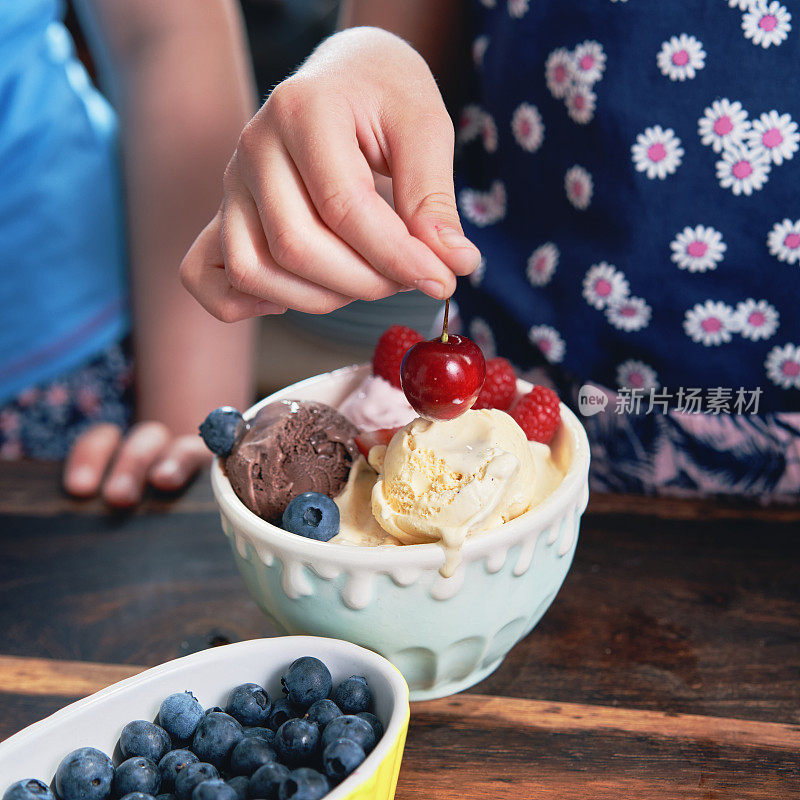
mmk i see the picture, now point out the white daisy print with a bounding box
[742,1,791,48]
[746,111,799,165]
[631,126,684,179]
[566,85,596,125]
[457,105,484,144]
[683,300,738,346]
[481,114,498,153]
[698,99,750,153]
[716,145,771,195]
[582,263,630,309]
[765,343,800,389]
[469,317,497,359]
[605,296,652,332]
[616,360,660,391]
[670,225,727,272]
[767,218,800,264]
[565,165,593,210]
[573,41,606,86]
[458,181,507,227]
[469,257,487,288]
[545,48,576,99]
[511,103,545,152]
[527,325,566,364]
[526,243,559,287]
[508,0,529,18]
[472,35,489,67]
[657,34,706,81]
[727,0,753,9]
[734,299,780,341]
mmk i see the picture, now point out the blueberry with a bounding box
[159,693,205,742]
[277,769,329,800]
[191,712,243,770]
[174,763,218,800]
[281,494,339,542]
[156,795,177,800]
[229,736,277,776]
[321,738,366,783]
[204,707,223,716]
[267,698,297,732]
[273,719,319,767]
[54,747,114,800]
[119,795,156,800]
[303,700,341,731]
[114,757,161,797]
[158,750,199,793]
[223,777,248,800]
[199,407,244,457]
[281,657,332,711]
[3,780,54,800]
[120,721,172,763]
[190,779,237,800]
[226,683,272,727]
[248,763,289,800]
[243,727,275,745]
[332,676,372,715]
[321,716,375,754]
[355,712,384,742]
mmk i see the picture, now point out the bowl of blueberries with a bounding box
[0,637,409,800]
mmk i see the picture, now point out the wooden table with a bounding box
[2,461,799,798]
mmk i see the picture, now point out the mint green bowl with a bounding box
[212,364,590,700]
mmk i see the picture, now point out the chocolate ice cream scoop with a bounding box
[225,400,360,522]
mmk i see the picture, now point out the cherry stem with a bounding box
[441,298,450,344]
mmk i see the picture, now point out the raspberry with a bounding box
[473,357,517,410]
[510,385,561,443]
[372,325,423,389]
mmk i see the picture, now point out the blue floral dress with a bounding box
[454,0,800,499]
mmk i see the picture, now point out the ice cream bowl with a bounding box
[212,363,591,701]
[0,636,410,800]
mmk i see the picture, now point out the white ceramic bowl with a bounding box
[212,364,591,700]
[0,637,410,800]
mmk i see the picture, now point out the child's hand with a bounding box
[63,422,211,507]
[180,27,481,321]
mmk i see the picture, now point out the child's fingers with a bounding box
[102,422,171,508]
[388,107,482,278]
[181,214,286,322]
[239,142,404,301]
[148,435,211,491]
[63,423,122,497]
[220,191,355,315]
[275,92,456,299]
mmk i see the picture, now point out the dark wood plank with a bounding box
[0,693,83,743]
[1,462,798,725]
[468,512,800,723]
[0,511,276,666]
[397,697,800,800]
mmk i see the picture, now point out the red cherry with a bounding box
[400,334,486,420]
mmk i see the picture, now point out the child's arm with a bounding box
[180,13,480,323]
[64,0,256,506]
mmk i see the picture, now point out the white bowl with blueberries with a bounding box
[0,637,410,800]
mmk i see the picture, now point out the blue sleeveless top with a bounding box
[0,0,128,405]
[454,0,800,413]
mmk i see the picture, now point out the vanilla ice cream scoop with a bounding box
[369,409,561,575]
